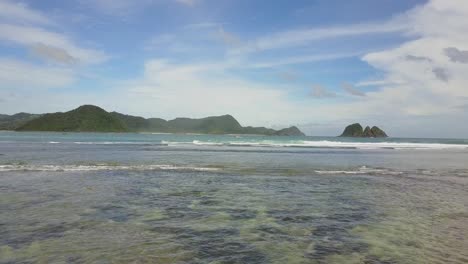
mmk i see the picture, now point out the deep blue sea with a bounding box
[1,131,467,263]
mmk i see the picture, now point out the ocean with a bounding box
[1,131,467,263]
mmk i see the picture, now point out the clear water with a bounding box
[1,132,467,263]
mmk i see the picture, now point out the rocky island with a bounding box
[339,123,388,138]
[8,105,305,136]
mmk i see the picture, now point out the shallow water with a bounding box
[1,132,467,263]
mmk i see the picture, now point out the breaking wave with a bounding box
[180,140,468,150]
[0,164,220,172]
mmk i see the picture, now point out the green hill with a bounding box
[17,105,128,132]
[111,112,305,135]
[273,126,306,136]
[13,105,306,136]
[0,113,41,130]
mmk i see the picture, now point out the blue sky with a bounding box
[1,0,468,137]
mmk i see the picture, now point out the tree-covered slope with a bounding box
[13,105,306,136]
[0,113,41,130]
[17,105,128,132]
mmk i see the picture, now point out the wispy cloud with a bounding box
[184,22,219,30]
[30,43,78,65]
[0,24,108,64]
[355,0,468,118]
[405,55,432,62]
[310,85,336,98]
[0,58,75,88]
[276,70,298,82]
[175,0,197,7]
[120,59,312,125]
[249,51,363,68]
[0,0,108,92]
[0,0,52,25]
[342,83,365,97]
[80,0,197,15]
[217,26,241,47]
[79,0,153,15]
[355,79,405,87]
[230,20,407,55]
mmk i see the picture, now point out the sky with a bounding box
[1,0,468,137]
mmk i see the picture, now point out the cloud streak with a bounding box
[342,83,366,97]
[310,85,336,98]
[0,58,75,88]
[230,20,407,55]
[30,43,78,65]
[0,0,52,25]
[0,24,108,64]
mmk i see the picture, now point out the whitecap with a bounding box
[0,164,221,172]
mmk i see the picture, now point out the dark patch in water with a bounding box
[224,209,257,220]
[256,225,288,236]
[307,237,368,261]
[190,229,266,264]
[280,215,318,223]
[89,204,134,222]
[1,261,34,264]
[66,255,84,263]
[148,225,266,263]
[1,222,76,249]
[199,199,220,206]
[364,255,398,264]
[305,192,373,261]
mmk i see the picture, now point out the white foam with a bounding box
[315,166,403,175]
[173,140,468,150]
[73,141,136,145]
[193,140,224,146]
[301,141,468,150]
[0,164,220,172]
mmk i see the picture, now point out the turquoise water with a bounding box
[1,132,467,263]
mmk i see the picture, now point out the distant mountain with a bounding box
[17,105,128,132]
[0,113,41,130]
[13,105,306,136]
[339,123,388,137]
[273,126,305,136]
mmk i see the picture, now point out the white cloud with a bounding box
[230,20,407,55]
[30,43,78,65]
[355,0,468,119]
[342,83,365,97]
[310,85,336,98]
[0,1,108,65]
[0,24,108,64]
[81,0,197,15]
[249,51,363,69]
[79,0,153,15]
[184,22,219,30]
[0,0,108,94]
[217,27,241,47]
[175,0,196,6]
[0,58,75,88]
[0,0,52,25]
[106,59,327,126]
